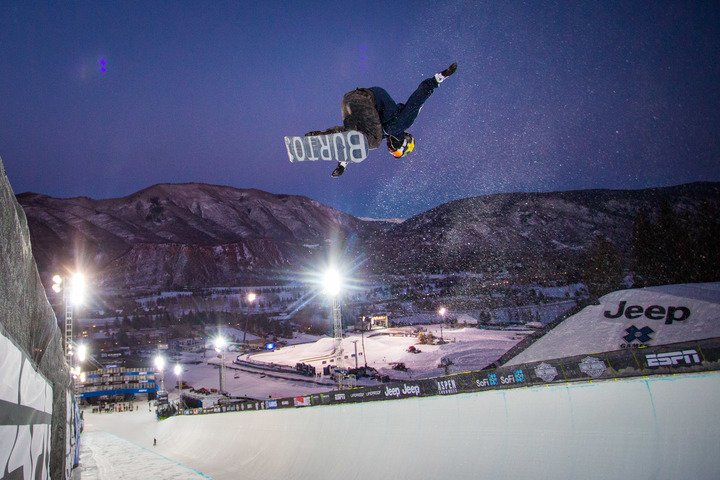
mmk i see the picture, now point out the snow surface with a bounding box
[78,372,720,480]
[169,326,528,399]
[242,326,529,378]
[169,359,332,400]
[508,283,720,365]
[74,430,209,479]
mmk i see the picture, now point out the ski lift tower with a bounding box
[323,268,344,368]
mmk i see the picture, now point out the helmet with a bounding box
[387,133,415,158]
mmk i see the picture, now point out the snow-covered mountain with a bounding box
[18,183,373,290]
[18,182,720,291]
[368,182,720,279]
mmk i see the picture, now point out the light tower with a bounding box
[438,306,447,343]
[214,335,227,394]
[323,268,343,368]
[242,292,257,345]
[174,363,184,408]
[154,354,166,391]
[52,272,86,359]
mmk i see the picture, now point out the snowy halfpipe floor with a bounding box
[80,372,720,480]
[73,431,209,479]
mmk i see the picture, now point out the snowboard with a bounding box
[284,130,369,164]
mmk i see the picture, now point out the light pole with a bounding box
[52,272,86,360]
[154,354,166,391]
[361,316,368,368]
[351,340,359,369]
[438,307,447,343]
[322,268,343,369]
[242,292,257,346]
[214,336,227,394]
[174,363,183,408]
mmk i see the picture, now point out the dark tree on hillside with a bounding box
[692,202,720,282]
[632,201,720,286]
[656,201,689,284]
[581,235,623,299]
[632,209,655,285]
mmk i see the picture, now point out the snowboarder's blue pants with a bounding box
[369,77,439,139]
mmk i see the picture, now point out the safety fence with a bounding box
[176,336,720,416]
[1,157,77,479]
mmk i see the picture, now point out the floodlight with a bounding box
[76,344,87,363]
[52,275,63,293]
[69,272,86,306]
[438,307,447,316]
[247,292,257,303]
[154,355,166,372]
[322,268,342,296]
[174,364,182,376]
[214,336,227,351]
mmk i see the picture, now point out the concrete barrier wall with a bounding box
[0,157,73,479]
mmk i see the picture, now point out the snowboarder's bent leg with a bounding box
[368,87,400,121]
[386,78,438,135]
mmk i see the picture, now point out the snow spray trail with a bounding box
[85,372,720,480]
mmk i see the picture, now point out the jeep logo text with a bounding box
[604,301,690,324]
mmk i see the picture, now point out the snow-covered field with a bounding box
[171,326,529,399]
[175,360,332,399]
[242,325,530,379]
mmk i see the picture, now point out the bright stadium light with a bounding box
[154,354,166,373]
[76,344,87,363]
[214,336,228,394]
[214,335,227,352]
[438,306,447,317]
[69,272,86,306]
[322,268,342,297]
[174,363,182,376]
[52,275,63,293]
[247,292,257,303]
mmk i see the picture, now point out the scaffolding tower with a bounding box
[332,296,343,367]
[64,286,73,359]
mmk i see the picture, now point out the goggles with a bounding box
[389,136,415,157]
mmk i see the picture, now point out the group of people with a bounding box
[89,401,139,413]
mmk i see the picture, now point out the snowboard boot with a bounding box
[434,62,458,84]
[331,162,347,177]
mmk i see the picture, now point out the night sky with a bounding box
[1,1,719,218]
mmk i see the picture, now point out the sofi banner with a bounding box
[0,329,54,479]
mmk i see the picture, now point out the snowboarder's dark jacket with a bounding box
[316,77,439,149]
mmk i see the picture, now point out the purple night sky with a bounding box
[1,1,718,218]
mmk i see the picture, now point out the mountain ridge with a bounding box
[18,181,720,291]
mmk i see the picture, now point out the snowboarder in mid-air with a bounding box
[306,62,458,177]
